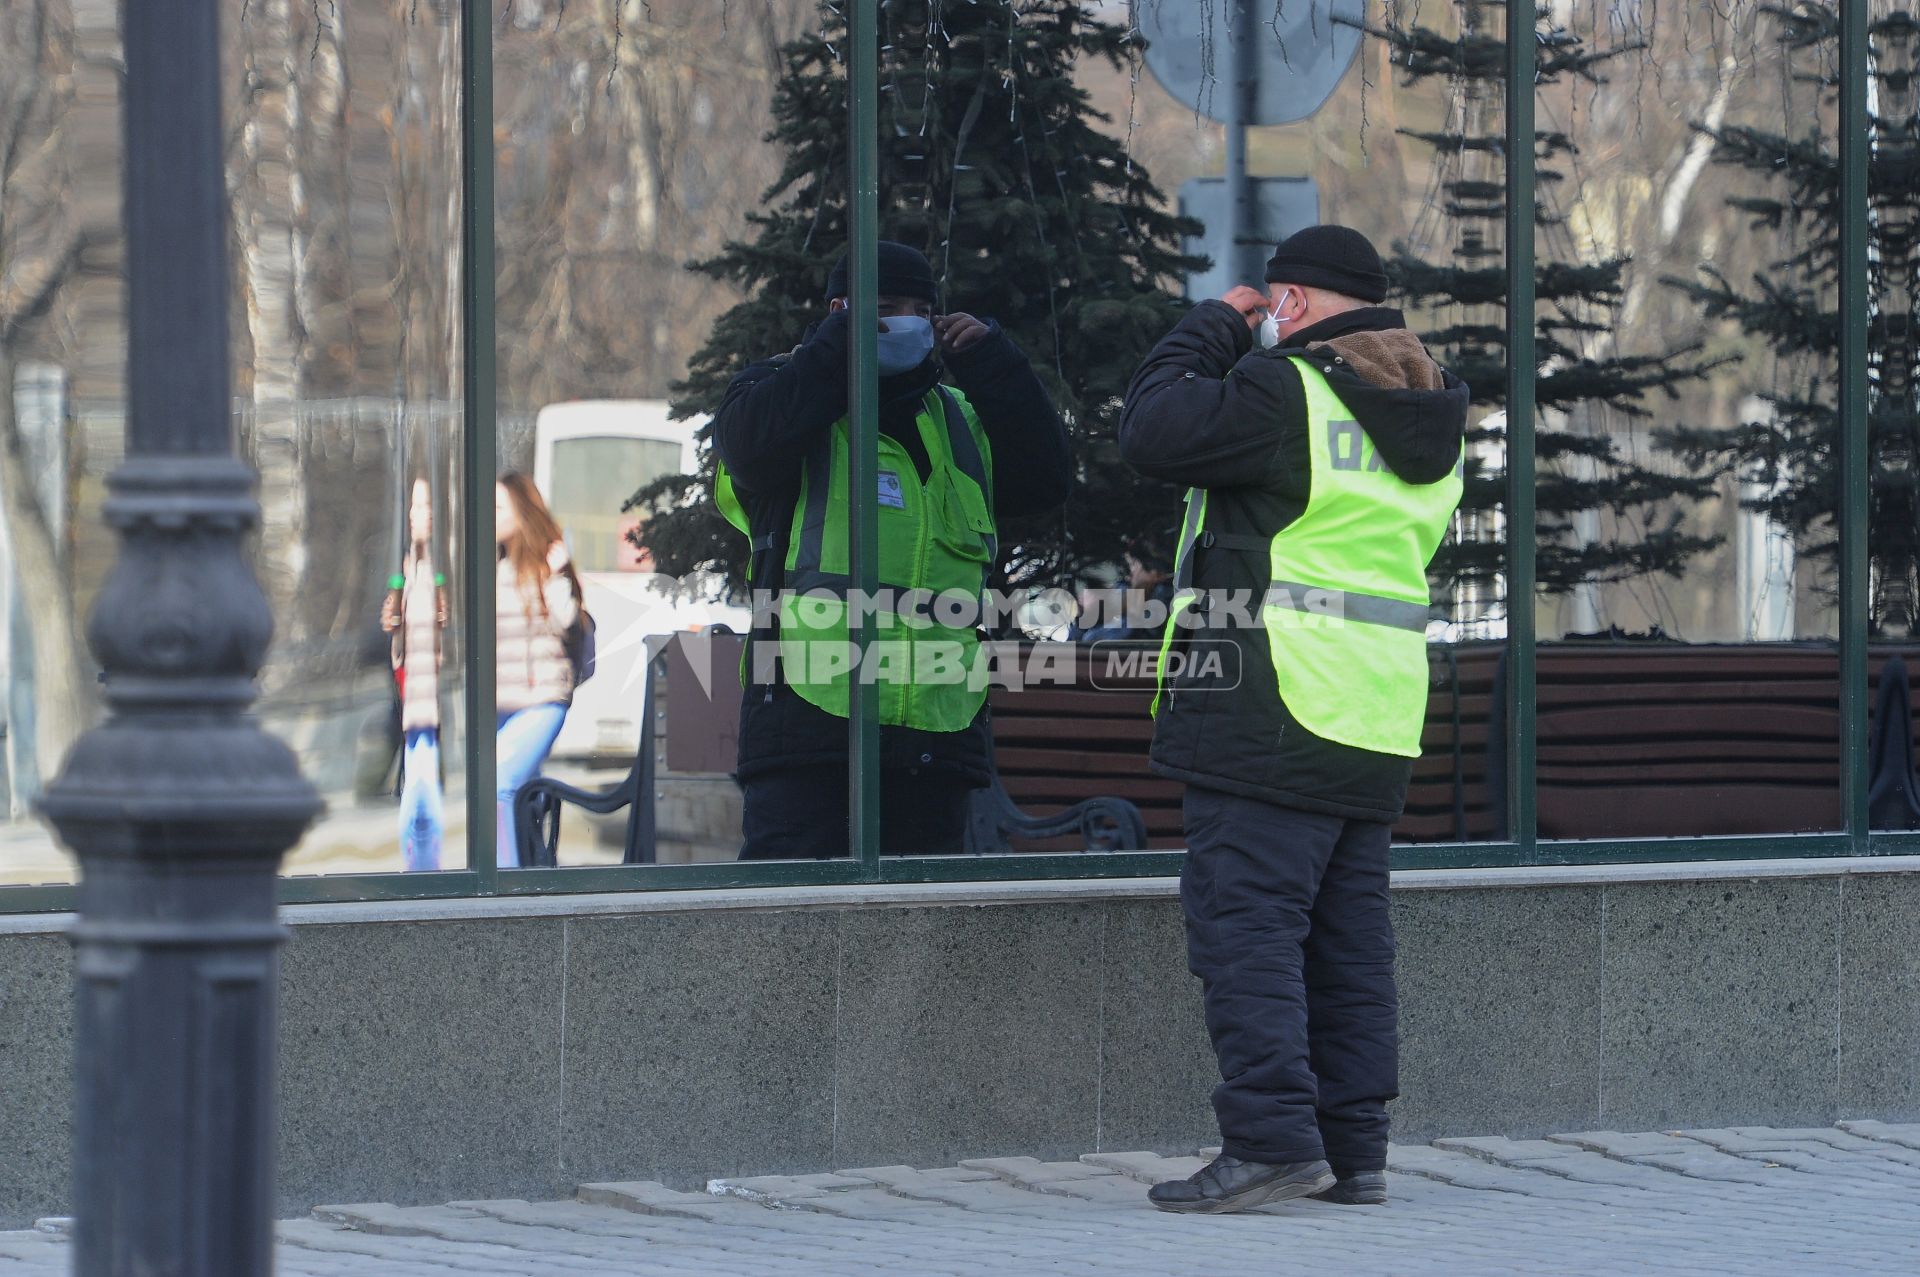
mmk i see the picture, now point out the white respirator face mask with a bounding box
[1257,311,1281,350]
[1257,288,1295,349]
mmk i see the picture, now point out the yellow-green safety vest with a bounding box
[1155,356,1463,757]
[715,387,997,733]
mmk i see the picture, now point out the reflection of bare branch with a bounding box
[0,0,52,257]
[0,230,87,345]
[607,0,624,95]
[491,0,813,411]
[1,82,43,187]
[3,127,67,221]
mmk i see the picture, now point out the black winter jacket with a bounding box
[1118,300,1470,822]
[713,308,1071,783]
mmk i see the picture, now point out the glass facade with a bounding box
[0,0,1894,909]
[1531,1,1843,840]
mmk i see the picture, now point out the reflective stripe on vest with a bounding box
[1148,486,1206,718]
[1154,358,1462,758]
[714,387,998,733]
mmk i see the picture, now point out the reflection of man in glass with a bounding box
[713,241,1071,859]
[383,477,449,871]
[1119,226,1468,1213]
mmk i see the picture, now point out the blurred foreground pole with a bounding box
[40,1,321,1272]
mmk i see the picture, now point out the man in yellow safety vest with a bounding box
[1120,225,1467,1213]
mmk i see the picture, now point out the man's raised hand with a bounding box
[1220,285,1270,330]
[933,312,990,354]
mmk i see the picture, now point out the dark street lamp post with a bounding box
[39,1,321,1273]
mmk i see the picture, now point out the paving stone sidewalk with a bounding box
[8,1121,1919,1275]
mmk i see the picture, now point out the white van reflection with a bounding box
[532,399,747,767]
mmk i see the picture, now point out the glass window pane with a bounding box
[1365,0,1512,845]
[0,0,113,889]
[1536,0,1840,840]
[829,1,1514,858]
[846,1,1185,859]
[1136,0,1513,852]
[1866,0,1917,832]
[0,0,474,892]
[231,1,471,877]
[493,1,807,870]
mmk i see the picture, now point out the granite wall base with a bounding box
[4,865,1919,1226]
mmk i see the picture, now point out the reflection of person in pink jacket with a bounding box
[494,472,582,867]
[383,477,449,871]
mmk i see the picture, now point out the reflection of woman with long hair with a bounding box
[384,477,449,871]
[495,472,582,867]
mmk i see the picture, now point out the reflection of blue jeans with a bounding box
[399,728,444,872]
[496,702,568,868]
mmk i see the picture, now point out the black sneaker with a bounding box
[1148,1154,1336,1214]
[1310,1171,1388,1205]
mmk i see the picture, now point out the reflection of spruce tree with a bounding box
[628,0,1202,598]
[1663,7,1920,637]
[1363,1,1721,621]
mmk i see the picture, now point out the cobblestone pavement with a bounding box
[8,1122,1920,1275]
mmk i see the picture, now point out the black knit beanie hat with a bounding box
[824,240,939,303]
[1263,225,1390,303]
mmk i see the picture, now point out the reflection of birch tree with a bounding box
[1666,7,1920,637]
[222,0,463,688]
[0,0,106,797]
[230,0,310,657]
[386,1,461,412]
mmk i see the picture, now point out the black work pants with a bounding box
[739,764,975,860]
[1180,785,1398,1174]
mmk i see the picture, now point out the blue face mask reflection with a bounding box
[875,315,936,376]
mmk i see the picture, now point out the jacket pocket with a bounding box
[931,464,995,564]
